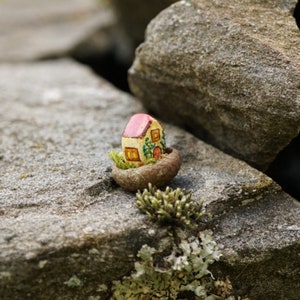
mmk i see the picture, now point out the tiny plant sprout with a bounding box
[109,113,181,191]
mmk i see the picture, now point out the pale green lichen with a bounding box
[135,183,205,227]
[64,275,82,288]
[112,231,237,300]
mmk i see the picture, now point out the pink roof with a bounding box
[123,113,154,138]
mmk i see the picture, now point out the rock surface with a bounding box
[129,0,300,170]
[212,192,300,299]
[0,60,300,299]
[0,0,115,62]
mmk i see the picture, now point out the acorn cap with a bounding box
[112,148,181,191]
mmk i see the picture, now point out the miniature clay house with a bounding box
[122,113,166,167]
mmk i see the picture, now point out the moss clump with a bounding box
[135,183,205,227]
[109,150,136,170]
[109,150,157,170]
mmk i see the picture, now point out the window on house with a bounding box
[151,129,160,142]
[124,147,140,161]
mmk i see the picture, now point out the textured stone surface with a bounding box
[129,0,300,170]
[212,191,300,300]
[0,60,299,299]
[0,59,160,299]
[0,0,115,62]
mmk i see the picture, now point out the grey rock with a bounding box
[212,192,300,300]
[0,0,115,62]
[128,0,300,170]
[0,60,299,299]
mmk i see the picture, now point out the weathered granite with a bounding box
[129,0,300,170]
[0,60,299,299]
[0,0,115,62]
[212,192,300,299]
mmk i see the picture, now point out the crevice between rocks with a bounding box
[266,134,300,201]
[74,52,131,93]
[294,0,300,29]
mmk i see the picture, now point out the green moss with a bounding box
[108,150,157,170]
[135,183,205,228]
[108,150,135,170]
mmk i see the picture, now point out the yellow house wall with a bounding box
[122,136,145,163]
[122,120,164,166]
